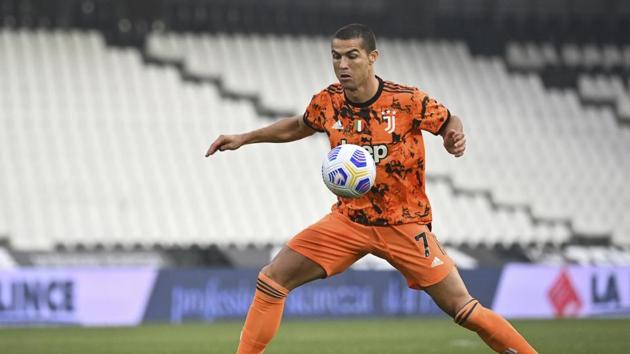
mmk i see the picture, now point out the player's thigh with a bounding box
[285,212,369,281]
[376,223,454,290]
[261,246,327,291]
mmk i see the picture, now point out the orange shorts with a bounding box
[287,211,454,289]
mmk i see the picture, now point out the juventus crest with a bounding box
[382,109,396,134]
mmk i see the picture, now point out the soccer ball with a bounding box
[321,144,376,198]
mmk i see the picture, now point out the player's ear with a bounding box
[368,50,379,64]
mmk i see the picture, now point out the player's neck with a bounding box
[345,74,380,105]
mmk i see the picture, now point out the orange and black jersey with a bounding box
[303,76,451,226]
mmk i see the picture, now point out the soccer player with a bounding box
[206,24,537,354]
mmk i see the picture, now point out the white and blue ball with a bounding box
[321,144,376,198]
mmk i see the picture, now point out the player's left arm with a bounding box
[439,115,466,157]
[412,89,466,158]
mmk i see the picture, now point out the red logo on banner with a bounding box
[547,269,582,317]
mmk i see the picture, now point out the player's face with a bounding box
[331,38,377,91]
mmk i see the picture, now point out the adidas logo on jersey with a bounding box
[332,120,343,130]
[431,256,444,268]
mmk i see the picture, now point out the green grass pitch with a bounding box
[1,318,628,353]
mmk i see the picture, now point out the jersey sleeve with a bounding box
[412,89,451,135]
[302,90,331,133]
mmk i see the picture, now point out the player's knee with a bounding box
[447,294,476,318]
[453,298,482,328]
[260,264,276,281]
[257,264,292,296]
[260,264,290,289]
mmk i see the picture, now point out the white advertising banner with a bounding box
[0,268,157,326]
[492,264,630,318]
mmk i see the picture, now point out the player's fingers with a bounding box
[453,145,465,155]
[449,143,465,154]
[454,137,466,148]
[205,136,225,157]
[444,130,456,141]
[205,145,217,157]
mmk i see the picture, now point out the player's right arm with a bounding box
[205,115,317,157]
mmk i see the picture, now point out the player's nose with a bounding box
[339,57,350,69]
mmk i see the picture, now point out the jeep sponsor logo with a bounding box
[340,139,388,164]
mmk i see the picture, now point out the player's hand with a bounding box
[205,134,245,157]
[443,130,466,157]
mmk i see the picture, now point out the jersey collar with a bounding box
[344,76,384,108]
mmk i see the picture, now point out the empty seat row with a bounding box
[577,74,630,120]
[506,41,630,71]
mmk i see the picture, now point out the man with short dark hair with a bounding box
[207,23,537,354]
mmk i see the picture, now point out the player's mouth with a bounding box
[339,73,352,81]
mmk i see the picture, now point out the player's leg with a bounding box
[261,245,328,290]
[374,224,536,354]
[237,246,326,354]
[237,212,369,354]
[425,266,537,354]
